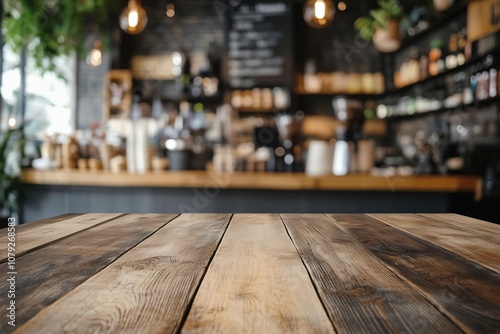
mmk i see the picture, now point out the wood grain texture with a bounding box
[16,213,231,334]
[20,213,81,230]
[22,169,480,192]
[370,214,500,275]
[329,214,500,333]
[0,213,123,262]
[280,214,460,334]
[419,213,500,238]
[0,214,177,332]
[182,213,335,334]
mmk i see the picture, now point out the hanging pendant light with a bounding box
[303,0,335,28]
[86,40,103,67]
[166,3,175,18]
[119,0,148,35]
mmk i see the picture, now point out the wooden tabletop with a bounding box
[22,169,481,193]
[2,213,500,333]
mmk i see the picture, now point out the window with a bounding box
[24,50,76,138]
[1,43,21,131]
[1,43,76,138]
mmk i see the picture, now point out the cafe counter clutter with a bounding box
[27,94,483,180]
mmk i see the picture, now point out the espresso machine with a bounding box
[331,97,365,175]
[275,112,304,172]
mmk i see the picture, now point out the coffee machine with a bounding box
[331,97,365,175]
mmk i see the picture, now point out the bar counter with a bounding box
[3,213,500,332]
[21,170,482,223]
[23,169,480,192]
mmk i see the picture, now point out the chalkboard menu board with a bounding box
[225,0,293,89]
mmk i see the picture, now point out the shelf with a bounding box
[236,108,276,113]
[386,48,500,96]
[385,95,500,121]
[144,95,223,104]
[295,90,383,99]
[395,1,468,52]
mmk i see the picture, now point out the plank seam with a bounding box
[21,214,182,327]
[278,213,340,334]
[175,213,234,334]
[11,214,182,332]
[329,214,468,334]
[0,213,128,264]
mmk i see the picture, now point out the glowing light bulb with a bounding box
[86,40,102,67]
[303,0,335,28]
[128,10,139,28]
[119,0,148,35]
[314,0,326,19]
[166,3,175,17]
[8,117,16,128]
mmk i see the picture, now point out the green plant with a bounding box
[2,0,115,76]
[354,0,403,41]
[0,125,25,220]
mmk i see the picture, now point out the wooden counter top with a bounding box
[3,213,500,332]
[22,169,481,193]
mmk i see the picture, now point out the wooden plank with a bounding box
[0,214,177,332]
[419,213,500,238]
[329,214,500,333]
[182,214,334,334]
[1,213,81,235]
[370,214,500,275]
[0,213,123,262]
[280,214,460,334]
[22,213,82,229]
[17,213,231,334]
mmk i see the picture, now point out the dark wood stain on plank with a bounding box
[0,214,178,332]
[16,213,232,334]
[329,214,500,333]
[280,214,461,334]
[0,213,125,263]
[370,214,500,275]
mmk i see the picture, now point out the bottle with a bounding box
[446,33,458,70]
[332,126,349,176]
[428,39,443,76]
[457,29,467,66]
[182,51,192,95]
[408,48,421,84]
[490,68,497,98]
[420,53,429,81]
[477,71,490,101]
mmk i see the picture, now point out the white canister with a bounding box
[305,140,333,176]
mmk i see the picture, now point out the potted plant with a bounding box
[2,0,114,75]
[354,0,403,53]
[0,125,25,228]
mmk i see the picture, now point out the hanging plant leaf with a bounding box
[2,0,118,77]
[354,0,404,42]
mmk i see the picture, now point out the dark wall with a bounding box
[76,33,111,129]
[293,1,380,73]
[76,0,226,129]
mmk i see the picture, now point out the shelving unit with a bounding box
[103,70,133,120]
[396,0,468,51]
[385,95,500,121]
[386,48,500,96]
[377,0,500,124]
[294,90,383,100]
